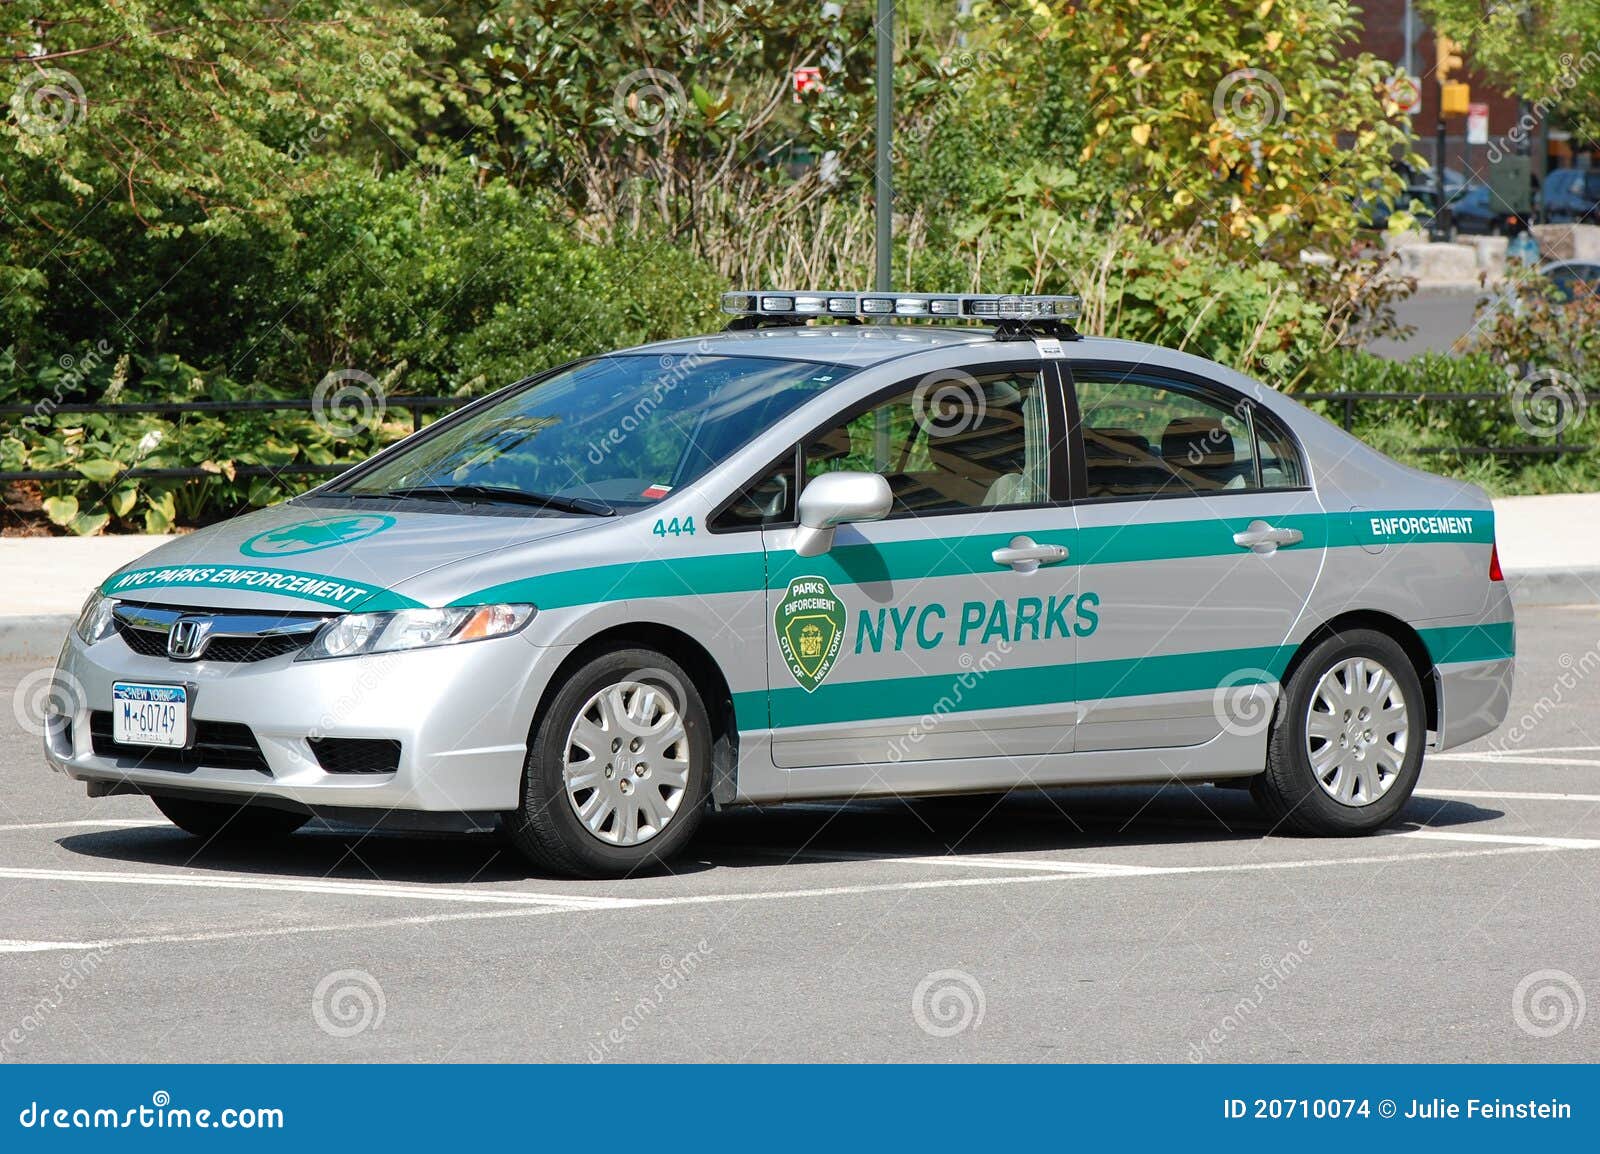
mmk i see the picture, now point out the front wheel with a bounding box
[1251,629,1426,835]
[505,646,711,877]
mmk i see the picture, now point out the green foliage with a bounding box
[1421,1,1600,140]
[1,1,449,345]
[256,162,723,394]
[4,1,1595,534]
[1303,350,1600,496]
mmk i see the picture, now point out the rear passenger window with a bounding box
[804,369,1049,515]
[1074,371,1300,498]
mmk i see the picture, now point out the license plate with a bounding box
[112,682,189,748]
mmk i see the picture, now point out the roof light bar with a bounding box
[719,291,1081,323]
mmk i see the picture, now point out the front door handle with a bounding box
[1233,520,1304,554]
[992,536,1069,571]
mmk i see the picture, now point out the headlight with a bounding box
[298,604,535,660]
[74,592,117,645]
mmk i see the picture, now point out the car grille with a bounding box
[111,601,325,663]
[88,711,271,775]
[309,737,402,775]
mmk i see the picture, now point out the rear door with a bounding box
[758,359,1082,771]
[1065,362,1326,751]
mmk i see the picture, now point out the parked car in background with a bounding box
[1540,169,1600,224]
[1543,259,1600,301]
[1447,185,1521,237]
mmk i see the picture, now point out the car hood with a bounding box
[97,501,593,613]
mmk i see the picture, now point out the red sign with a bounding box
[793,65,824,100]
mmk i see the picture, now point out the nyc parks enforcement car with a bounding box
[45,292,1514,877]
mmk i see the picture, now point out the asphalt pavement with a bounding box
[2,605,1597,1063]
[1367,291,1484,359]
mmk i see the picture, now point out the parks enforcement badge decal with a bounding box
[775,575,846,692]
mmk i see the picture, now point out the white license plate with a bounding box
[112,682,189,748]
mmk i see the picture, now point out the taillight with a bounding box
[1489,543,1504,582]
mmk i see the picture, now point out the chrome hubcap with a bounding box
[1306,657,1409,807]
[563,680,690,846]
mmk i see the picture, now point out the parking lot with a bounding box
[2,604,1596,1063]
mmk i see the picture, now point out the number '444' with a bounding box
[652,517,695,538]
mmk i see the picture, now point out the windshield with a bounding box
[334,354,853,512]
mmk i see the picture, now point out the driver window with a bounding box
[803,369,1049,515]
[711,457,795,530]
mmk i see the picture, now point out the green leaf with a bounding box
[68,511,110,537]
[108,487,138,518]
[43,495,80,527]
[75,459,125,484]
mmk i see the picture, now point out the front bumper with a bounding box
[45,629,564,813]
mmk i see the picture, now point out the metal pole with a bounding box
[1434,116,1448,240]
[874,0,893,293]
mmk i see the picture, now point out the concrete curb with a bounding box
[1504,568,1600,609]
[0,615,73,663]
[0,571,1591,663]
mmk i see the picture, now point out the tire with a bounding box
[151,795,308,841]
[505,646,712,877]
[1251,628,1426,835]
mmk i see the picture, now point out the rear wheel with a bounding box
[151,795,308,841]
[505,646,711,877]
[1252,628,1426,835]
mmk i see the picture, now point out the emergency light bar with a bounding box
[719,291,1081,323]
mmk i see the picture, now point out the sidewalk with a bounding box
[2,498,1596,660]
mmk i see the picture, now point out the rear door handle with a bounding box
[1233,520,1304,554]
[992,536,1069,571]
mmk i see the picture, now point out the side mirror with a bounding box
[793,471,893,557]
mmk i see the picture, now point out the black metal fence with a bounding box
[1297,390,1599,458]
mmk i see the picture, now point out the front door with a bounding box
[1066,363,1326,751]
[761,362,1085,773]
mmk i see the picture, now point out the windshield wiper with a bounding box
[380,484,614,516]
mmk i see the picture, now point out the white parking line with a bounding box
[0,906,568,954]
[1395,829,1600,850]
[1417,788,1600,803]
[1429,754,1600,768]
[2,835,1595,956]
[0,865,631,910]
[0,819,163,833]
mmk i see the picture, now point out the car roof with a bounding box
[634,326,1201,371]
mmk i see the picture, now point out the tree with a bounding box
[1421,2,1600,142]
[1,1,447,342]
[454,0,971,284]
